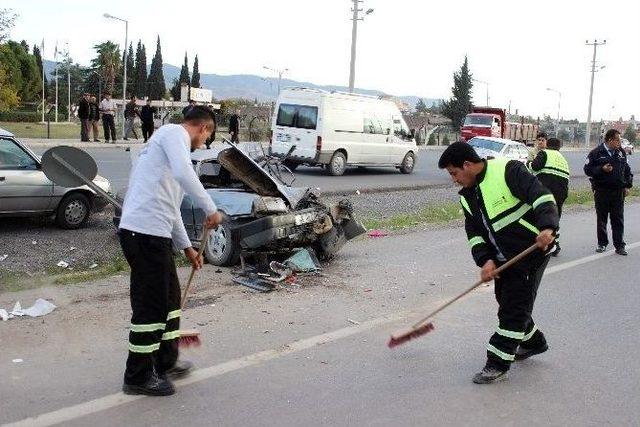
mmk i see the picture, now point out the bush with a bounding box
[0,111,41,122]
[442,135,450,145]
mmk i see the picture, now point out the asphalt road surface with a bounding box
[2,202,639,426]
[32,145,640,195]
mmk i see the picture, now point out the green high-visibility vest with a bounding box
[533,149,570,179]
[461,158,553,234]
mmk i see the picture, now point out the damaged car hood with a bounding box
[217,143,309,208]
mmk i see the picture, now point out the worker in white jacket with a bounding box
[118,106,223,396]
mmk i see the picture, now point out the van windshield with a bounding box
[276,104,318,130]
[463,115,492,127]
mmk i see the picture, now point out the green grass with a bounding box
[362,187,640,232]
[0,121,85,139]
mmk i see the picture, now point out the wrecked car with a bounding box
[114,143,365,266]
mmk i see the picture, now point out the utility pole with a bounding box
[41,39,45,123]
[54,41,58,123]
[585,39,606,148]
[348,0,373,93]
[546,88,561,137]
[263,66,288,96]
[104,13,129,136]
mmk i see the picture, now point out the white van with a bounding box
[270,88,417,176]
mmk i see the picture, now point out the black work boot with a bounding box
[122,372,175,396]
[615,247,628,256]
[514,343,549,361]
[164,360,194,380]
[472,366,508,384]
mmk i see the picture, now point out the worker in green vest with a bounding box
[438,142,559,384]
[528,137,570,256]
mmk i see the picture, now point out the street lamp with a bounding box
[348,1,374,93]
[585,39,606,148]
[473,79,490,106]
[104,13,128,136]
[546,87,562,137]
[263,66,289,96]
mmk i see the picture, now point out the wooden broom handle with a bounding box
[411,243,539,329]
[181,226,211,310]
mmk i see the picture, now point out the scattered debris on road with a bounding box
[0,254,8,262]
[1,298,57,321]
[367,230,389,238]
[57,261,69,268]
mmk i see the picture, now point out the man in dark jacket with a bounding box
[584,129,634,255]
[88,95,100,142]
[124,96,140,141]
[439,142,558,384]
[528,137,570,256]
[229,109,240,143]
[78,93,90,142]
[139,98,156,142]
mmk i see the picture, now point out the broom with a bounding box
[177,226,212,348]
[387,243,538,348]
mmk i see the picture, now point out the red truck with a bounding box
[460,107,539,145]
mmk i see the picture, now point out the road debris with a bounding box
[1,299,57,321]
[89,263,98,269]
[367,230,389,238]
[0,254,8,262]
[31,240,37,245]
[347,318,360,325]
[284,248,321,273]
[12,359,23,363]
[57,261,69,268]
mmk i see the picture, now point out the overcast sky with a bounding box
[4,0,638,121]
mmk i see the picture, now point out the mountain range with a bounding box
[43,60,440,108]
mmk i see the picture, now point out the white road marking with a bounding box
[4,242,637,427]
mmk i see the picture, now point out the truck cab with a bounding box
[460,107,506,142]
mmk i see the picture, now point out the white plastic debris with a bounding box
[32,240,37,245]
[12,359,23,363]
[57,261,69,268]
[2,299,56,320]
[89,263,98,269]
[69,246,77,251]
[0,254,8,262]
[10,302,23,316]
[0,309,8,321]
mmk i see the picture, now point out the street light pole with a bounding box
[104,13,128,137]
[348,1,373,93]
[585,39,606,148]
[546,88,561,137]
[263,66,289,96]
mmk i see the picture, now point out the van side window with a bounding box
[276,104,318,130]
[392,118,409,138]
[363,116,385,134]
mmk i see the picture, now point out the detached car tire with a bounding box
[327,151,347,176]
[56,193,91,229]
[204,221,240,266]
[399,152,415,174]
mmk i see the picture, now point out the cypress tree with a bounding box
[147,36,166,100]
[125,42,135,97]
[441,55,474,129]
[134,40,147,98]
[191,54,200,88]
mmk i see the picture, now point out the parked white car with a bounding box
[270,87,417,176]
[468,136,529,163]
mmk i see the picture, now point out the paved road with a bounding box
[32,145,640,195]
[2,203,639,426]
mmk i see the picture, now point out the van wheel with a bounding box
[327,152,347,176]
[399,152,415,174]
[56,193,90,229]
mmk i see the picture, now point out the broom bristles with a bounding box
[178,329,201,348]
[387,322,435,348]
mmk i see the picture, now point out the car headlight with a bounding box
[93,175,112,193]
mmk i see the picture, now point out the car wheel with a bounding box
[56,193,90,229]
[327,151,347,176]
[399,152,416,174]
[203,221,240,266]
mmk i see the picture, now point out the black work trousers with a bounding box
[141,122,154,142]
[119,230,181,385]
[486,255,550,371]
[102,114,117,142]
[594,188,626,249]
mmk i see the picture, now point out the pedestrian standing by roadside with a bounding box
[438,142,558,384]
[584,129,634,255]
[78,93,90,142]
[229,109,240,143]
[124,96,140,141]
[100,93,117,143]
[528,131,547,162]
[182,99,196,117]
[118,106,224,396]
[528,137,569,256]
[140,98,156,142]
[89,95,101,142]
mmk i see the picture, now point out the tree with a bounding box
[0,63,20,111]
[623,124,637,143]
[33,44,49,99]
[171,52,190,100]
[147,36,166,100]
[91,41,121,95]
[191,54,200,88]
[125,42,135,97]
[0,8,17,43]
[0,41,42,102]
[415,98,428,113]
[134,40,147,98]
[441,56,474,129]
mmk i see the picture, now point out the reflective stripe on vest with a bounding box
[533,149,570,179]
[479,159,532,232]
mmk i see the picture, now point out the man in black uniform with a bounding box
[140,98,156,142]
[528,137,570,256]
[584,129,634,255]
[229,109,240,143]
[439,142,558,384]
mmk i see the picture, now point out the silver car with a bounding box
[468,136,530,163]
[0,128,111,229]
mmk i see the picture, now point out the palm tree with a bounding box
[91,41,121,95]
